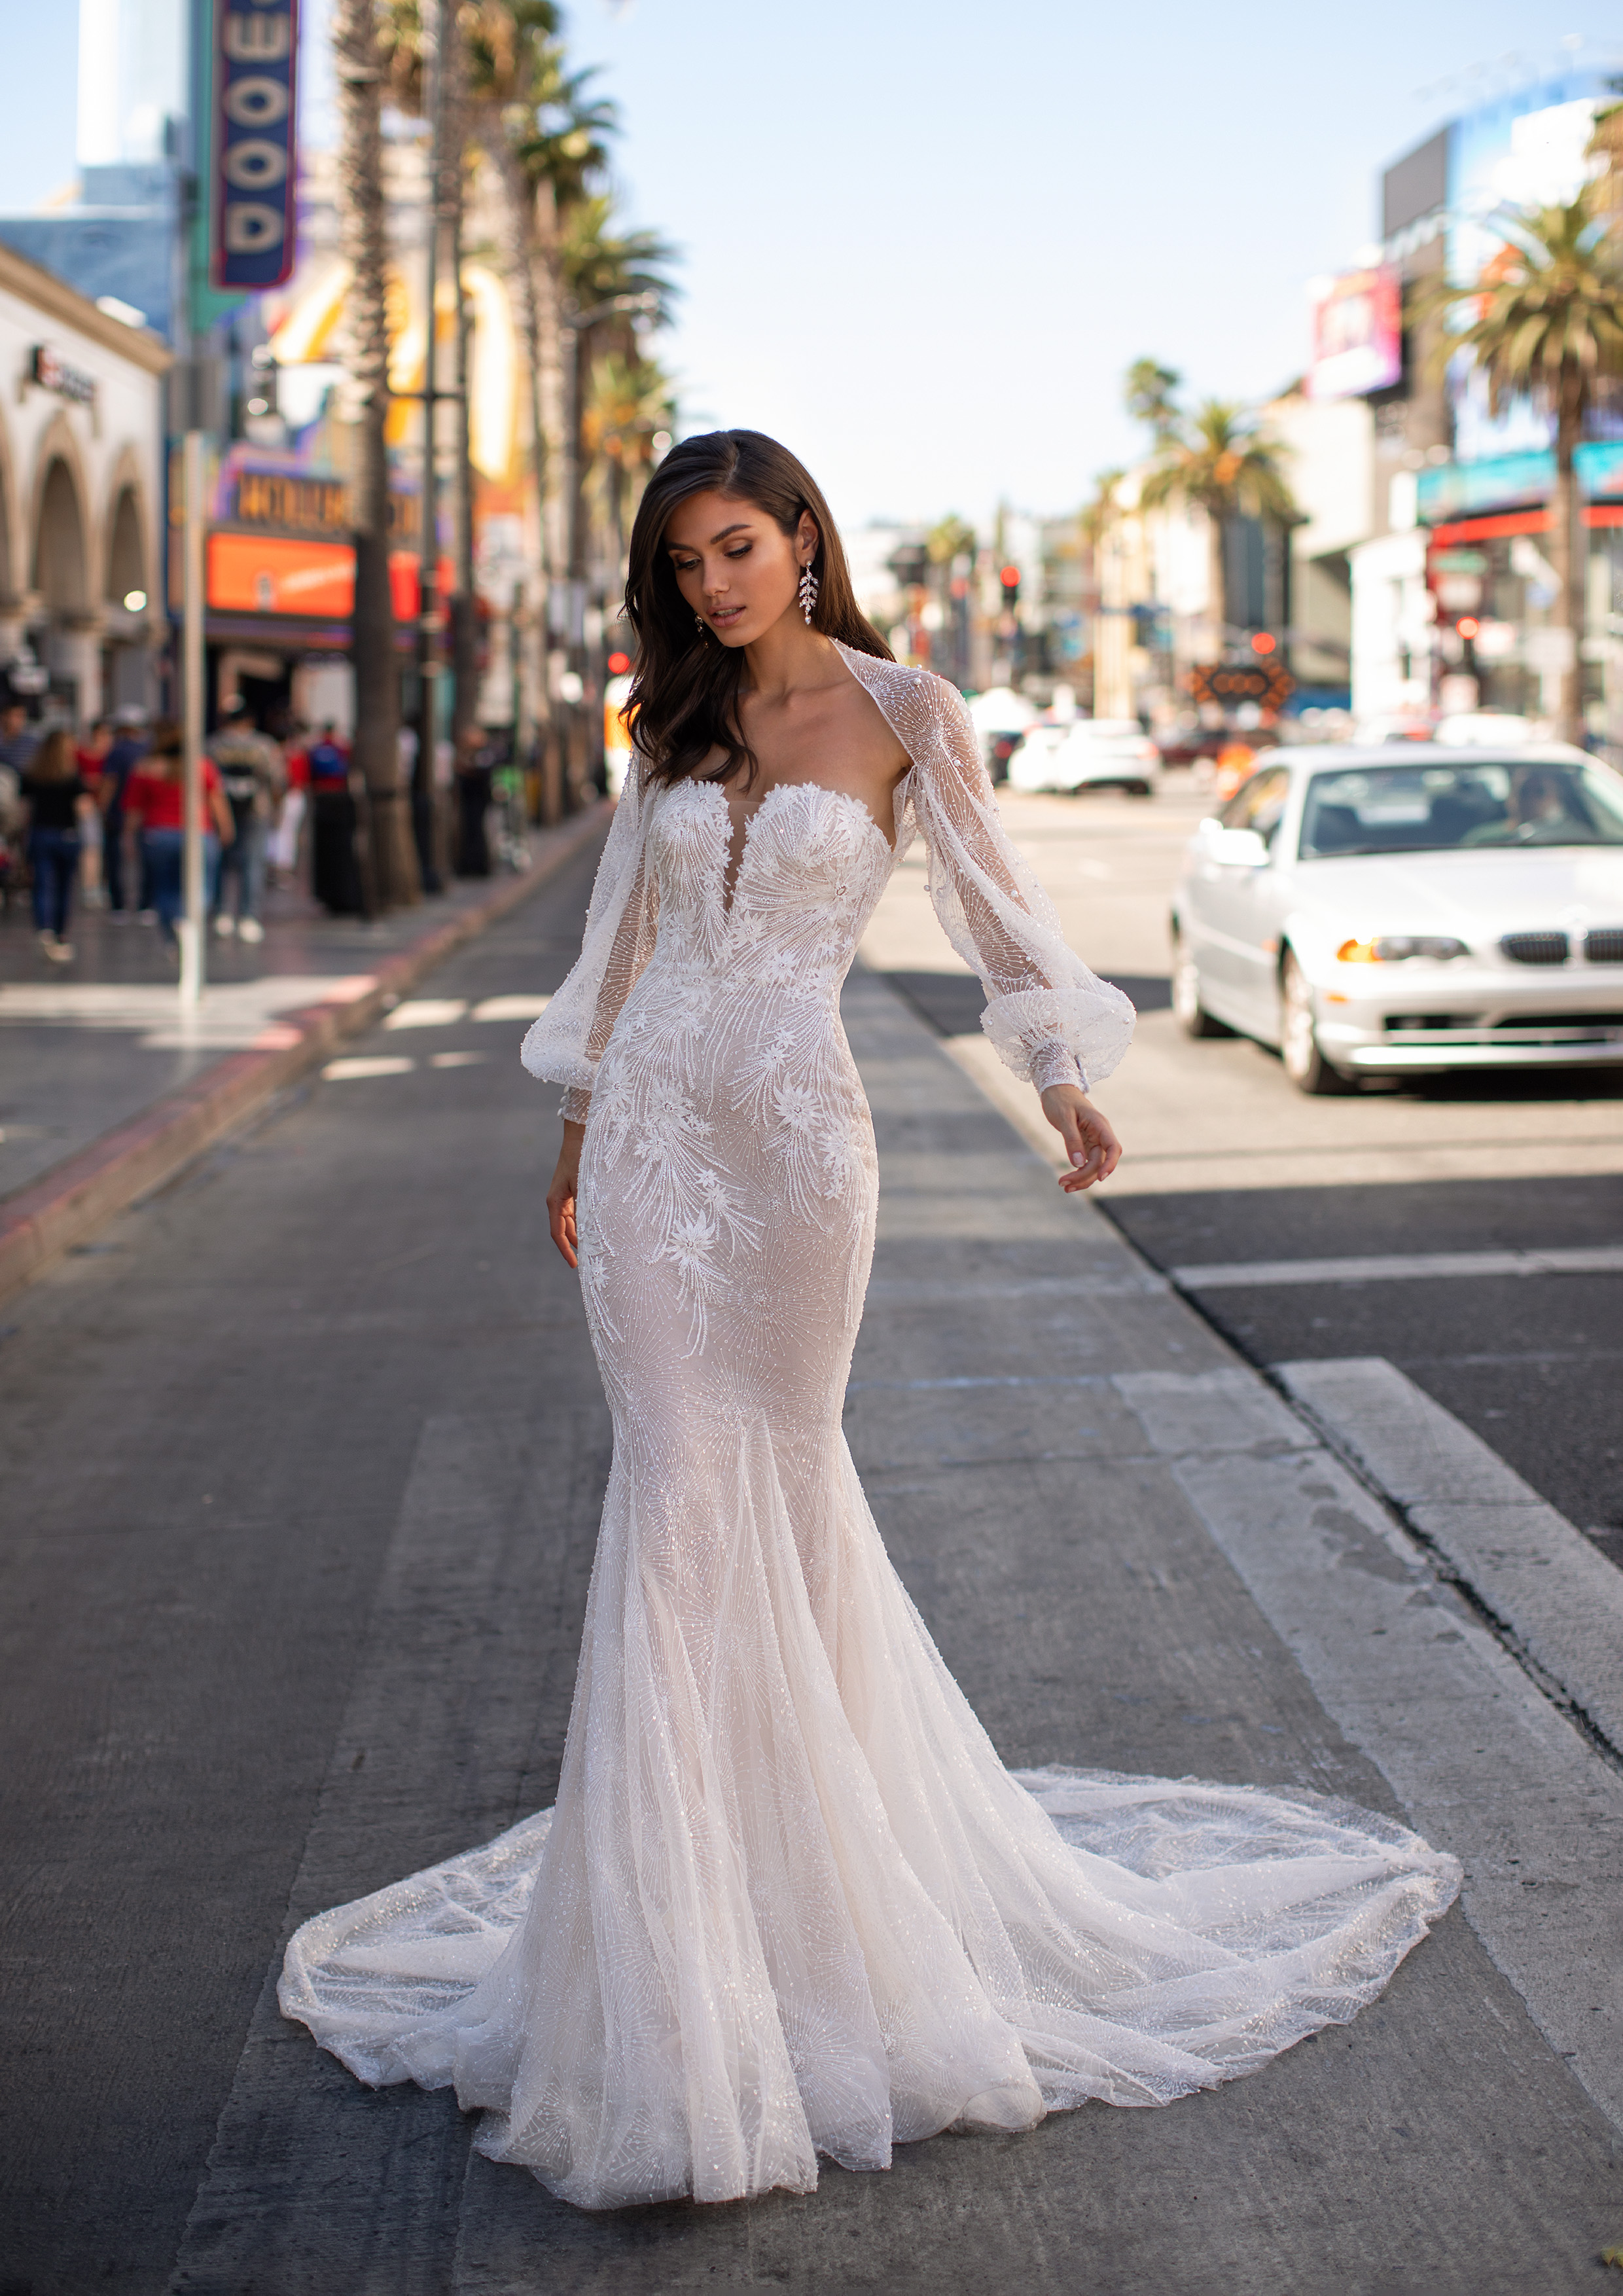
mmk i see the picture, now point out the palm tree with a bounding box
[1079,467,1125,550]
[1139,400,1296,655]
[1124,359,1182,448]
[582,349,675,577]
[1423,186,1623,745]
[332,0,419,907]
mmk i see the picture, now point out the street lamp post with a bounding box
[411,0,446,893]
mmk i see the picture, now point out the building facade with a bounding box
[0,243,169,723]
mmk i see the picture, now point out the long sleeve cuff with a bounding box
[560,1085,592,1124]
[1031,1043,1086,1095]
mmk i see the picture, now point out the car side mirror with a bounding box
[1207,825,1270,867]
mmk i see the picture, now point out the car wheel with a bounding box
[1126,779,1153,798]
[1280,950,1358,1095]
[1171,931,1232,1039]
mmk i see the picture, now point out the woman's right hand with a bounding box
[547,1120,586,1267]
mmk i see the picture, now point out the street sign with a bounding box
[1188,662,1295,710]
[211,0,300,290]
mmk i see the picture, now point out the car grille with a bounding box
[1500,931,1569,965]
[1586,929,1623,965]
[1383,1012,1623,1043]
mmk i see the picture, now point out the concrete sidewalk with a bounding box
[3,872,1620,2293]
[0,806,608,1300]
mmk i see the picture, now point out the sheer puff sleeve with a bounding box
[520,757,659,1121]
[844,649,1135,1094]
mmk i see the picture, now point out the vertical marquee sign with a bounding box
[209,0,300,289]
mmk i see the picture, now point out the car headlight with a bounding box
[1336,935,1471,963]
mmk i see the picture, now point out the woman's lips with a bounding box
[709,604,743,625]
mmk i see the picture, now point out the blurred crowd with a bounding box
[0,704,522,965]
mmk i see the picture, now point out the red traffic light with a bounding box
[1251,632,1277,655]
[607,651,631,673]
[999,565,1020,590]
[1456,617,1480,640]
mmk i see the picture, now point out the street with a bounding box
[3,801,1622,2293]
[861,780,1623,1554]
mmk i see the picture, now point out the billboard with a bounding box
[207,534,441,620]
[211,0,300,290]
[1306,266,1402,402]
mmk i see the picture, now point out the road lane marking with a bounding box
[1171,1245,1623,1289]
[471,994,551,1021]
[1114,1364,1623,2138]
[1276,1355,1623,1761]
[383,999,468,1030]
[322,1056,416,1081]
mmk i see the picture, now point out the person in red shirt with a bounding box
[123,720,234,949]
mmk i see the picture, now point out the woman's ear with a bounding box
[796,509,819,567]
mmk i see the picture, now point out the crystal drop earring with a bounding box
[694,613,707,639]
[798,561,819,625]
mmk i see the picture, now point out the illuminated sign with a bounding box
[1189,662,1295,709]
[1306,265,1402,402]
[211,0,300,290]
[207,532,440,620]
[233,472,349,530]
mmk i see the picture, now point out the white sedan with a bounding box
[1169,743,1623,1092]
[1008,718,1160,797]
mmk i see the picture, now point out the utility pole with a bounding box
[179,427,207,1008]
[411,0,444,892]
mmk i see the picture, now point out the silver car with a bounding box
[1169,743,1623,1093]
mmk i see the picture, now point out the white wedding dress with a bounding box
[280,645,1459,2210]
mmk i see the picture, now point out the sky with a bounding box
[4,2,1620,532]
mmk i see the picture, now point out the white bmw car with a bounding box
[1169,743,1623,1093]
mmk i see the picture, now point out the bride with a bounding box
[280,429,1459,2212]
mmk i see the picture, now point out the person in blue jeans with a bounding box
[20,728,91,963]
[123,721,233,948]
[98,715,149,914]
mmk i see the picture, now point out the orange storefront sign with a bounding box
[207,533,433,620]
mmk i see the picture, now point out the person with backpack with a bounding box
[209,705,286,943]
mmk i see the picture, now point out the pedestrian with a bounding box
[307,721,363,914]
[0,702,32,905]
[453,729,494,876]
[279,427,1460,2212]
[268,726,310,884]
[209,704,286,944]
[20,727,93,962]
[75,718,113,907]
[97,710,148,918]
[123,720,234,954]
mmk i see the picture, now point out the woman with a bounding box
[281,432,1458,2211]
[20,728,92,962]
[123,720,233,948]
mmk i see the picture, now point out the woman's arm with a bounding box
[546,1119,586,1267]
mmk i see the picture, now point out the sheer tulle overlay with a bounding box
[280,648,1459,2210]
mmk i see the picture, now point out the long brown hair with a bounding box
[147,719,184,780]
[624,430,892,788]
[31,728,77,781]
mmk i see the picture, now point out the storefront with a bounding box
[0,240,169,723]
[1418,444,1623,738]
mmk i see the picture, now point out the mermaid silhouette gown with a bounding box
[279,645,1459,2210]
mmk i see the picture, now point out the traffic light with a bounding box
[999,564,1020,609]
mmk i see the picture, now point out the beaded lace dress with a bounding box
[279,644,1459,2211]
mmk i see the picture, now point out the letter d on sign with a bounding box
[211,0,299,289]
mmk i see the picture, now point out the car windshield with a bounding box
[1298,760,1623,858]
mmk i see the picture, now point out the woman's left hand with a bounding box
[1039,1085,1122,1193]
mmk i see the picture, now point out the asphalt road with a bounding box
[4,801,1622,2293]
[865,780,1623,1564]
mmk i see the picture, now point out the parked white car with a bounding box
[1008,719,1160,797]
[1169,742,1623,1092]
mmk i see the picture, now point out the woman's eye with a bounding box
[725,547,751,561]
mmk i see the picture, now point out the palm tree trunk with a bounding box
[481,123,550,792]
[1552,368,1584,747]
[332,0,417,910]
[534,177,567,823]
[1207,511,1227,661]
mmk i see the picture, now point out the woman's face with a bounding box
[664,489,816,648]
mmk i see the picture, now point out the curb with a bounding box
[0,802,611,1307]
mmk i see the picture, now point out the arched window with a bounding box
[33,458,88,613]
[106,484,145,607]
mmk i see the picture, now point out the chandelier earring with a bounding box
[694,613,708,639]
[798,560,819,626]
